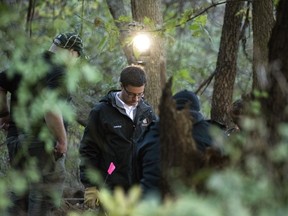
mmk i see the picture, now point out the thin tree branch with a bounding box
[162,0,252,32]
[26,0,36,37]
[195,70,217,95]
[239,1,252,63]
[118,0,251,33]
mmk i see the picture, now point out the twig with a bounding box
[195,70,217,95]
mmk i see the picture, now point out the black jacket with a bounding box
[79,91,157,190]
[136,121,161,196]
[136,111,214,195]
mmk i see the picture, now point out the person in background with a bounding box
[0,32,83,215]
[227,94,253,135]
[79,65,157,209]
[136,89,217,196]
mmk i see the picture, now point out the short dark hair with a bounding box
[120,65,147,87]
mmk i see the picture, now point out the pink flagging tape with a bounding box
[107,162,116,175]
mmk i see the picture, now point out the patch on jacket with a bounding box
[113,125,122,128]
[141,118,150,127]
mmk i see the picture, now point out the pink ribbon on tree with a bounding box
[107,162,116,175]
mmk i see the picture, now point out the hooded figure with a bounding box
[136,89,214,196]
[172,89,213,152]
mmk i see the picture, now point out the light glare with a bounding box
[133,34,151,53]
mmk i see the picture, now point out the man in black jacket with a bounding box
[136,89,216,196]
[79,65,157,208]
[0,32,83,215]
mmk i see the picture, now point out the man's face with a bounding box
[121,84,145,106]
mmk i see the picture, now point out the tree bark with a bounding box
[159,78,200,196]
[211,0,244,126]
[106,0,135,64]
[264,0,288,144]
[131,0,166,113]
[252,0,275,91]
[159,78,228,196]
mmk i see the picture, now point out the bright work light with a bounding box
[133,33,151,53]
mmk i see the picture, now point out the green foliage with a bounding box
[99,186,142,216]
[0,1,281,215]
[273,0,280,6]
[97,35,109,53]
[93,128,288,216]
[180,9,195,27]
[117,15,132,24]
[0,161,42,212]
[8,170,28,194]
[66,150,288,215]
[252,90,268,99]
[269,137,288,161]
[85,168,104,186]
[0,132,9,176]
[189,15,208,37]
[172,69,196,92]
[165,10,219,93]
[0,181,10,210]
[0,1,105,213]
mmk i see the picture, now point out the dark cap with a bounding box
[53,32,84,56]
[172,90,200,111]
[173,90,204,122]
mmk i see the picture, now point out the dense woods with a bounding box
[1,0,288,215]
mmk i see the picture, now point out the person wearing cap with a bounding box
[0,32,83,215]
[79,65,157,209]
[172,90,214,152]
[135,89,216,196]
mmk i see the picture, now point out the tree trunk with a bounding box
[159,78,200,196]
[159,78,228,196]
[131,0,166,113]
[211,0,244,126]
[106,0,136,64]
[264,0,288,144]
[252,0,275,91]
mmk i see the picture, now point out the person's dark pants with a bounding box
[6,135,66,216]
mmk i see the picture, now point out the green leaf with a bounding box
[98,35,108,53]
